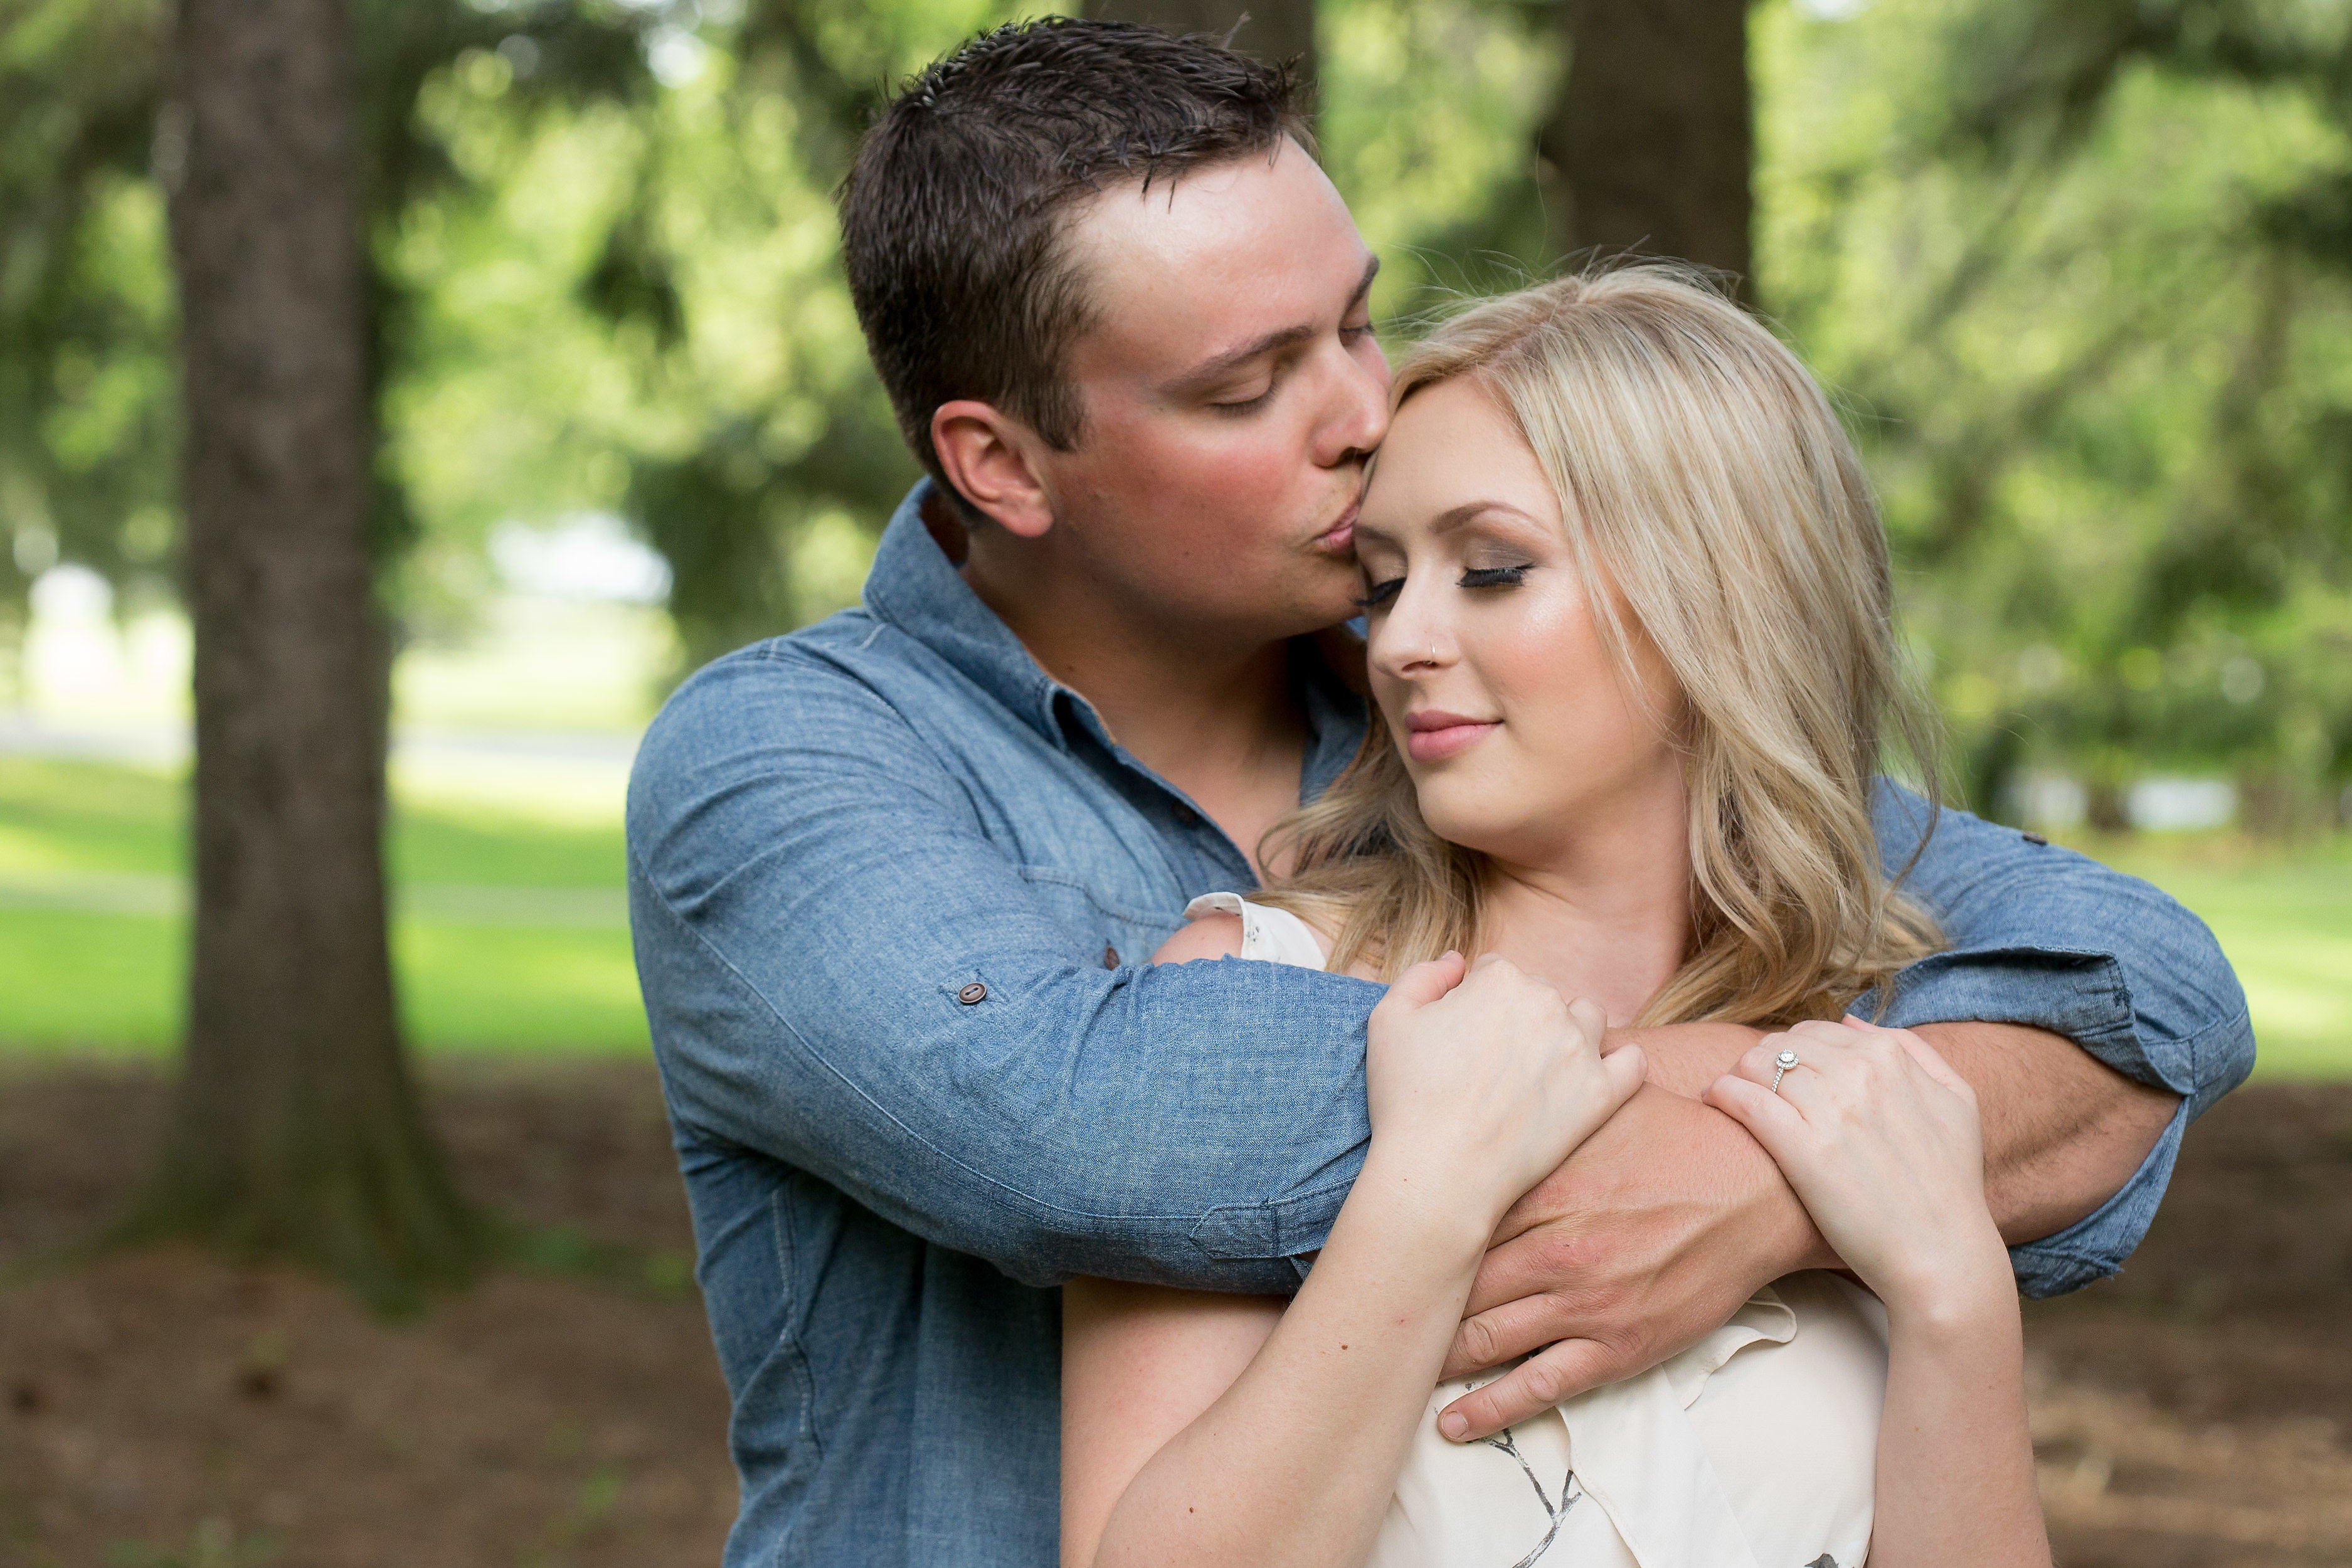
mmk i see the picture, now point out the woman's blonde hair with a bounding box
[1263,264,1941,1027]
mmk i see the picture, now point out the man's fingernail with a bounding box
[1438,1412,1470,1441]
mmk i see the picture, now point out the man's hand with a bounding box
[1433,1015,2181,1442]
[1431,1081,1824,1440]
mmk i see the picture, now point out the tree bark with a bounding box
[139,0,477,1305]
[1083,0,1316,99]
[1539,0,1754,298]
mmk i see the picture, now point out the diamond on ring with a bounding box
[1769,1049,1798,1094]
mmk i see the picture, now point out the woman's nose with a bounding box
[1369,601,1447,681]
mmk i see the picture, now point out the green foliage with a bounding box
[1756,0,2352,820]
[4,0,2347,807]
[0,0,173,666]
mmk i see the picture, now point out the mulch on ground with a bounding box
[2,1059,2347,1567]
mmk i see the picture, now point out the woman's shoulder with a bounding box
[1160,892,1335,972]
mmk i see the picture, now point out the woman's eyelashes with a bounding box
[1353,563,1533,612]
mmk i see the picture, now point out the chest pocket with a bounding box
[1016,866,1182,970]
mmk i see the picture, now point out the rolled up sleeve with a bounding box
[1862,784,2255,1294]
[627,642,1384,1293]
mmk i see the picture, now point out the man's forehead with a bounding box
[1058,140,1372,365]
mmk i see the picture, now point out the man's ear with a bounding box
[931,400,1056,539]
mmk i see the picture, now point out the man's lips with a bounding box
[1403,710,1498,763]
[1314,495,1361,554]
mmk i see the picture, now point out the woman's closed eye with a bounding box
[1355,563,1533,612]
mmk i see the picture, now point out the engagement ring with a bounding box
[1769,1049,1798,1094]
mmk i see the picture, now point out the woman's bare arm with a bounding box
[1061,1281,1285,1567]
[1062,1163,1492,1568]
[1062,934,1644,1568]
[1708,1019,2052,1568]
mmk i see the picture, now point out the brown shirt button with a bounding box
[1102,945,1120,970]
[956,983,988,1005]
[1170,803,1199,829]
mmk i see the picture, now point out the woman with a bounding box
[1058,268,2053,1568]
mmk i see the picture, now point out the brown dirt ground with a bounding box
[1,1061,2346,1568]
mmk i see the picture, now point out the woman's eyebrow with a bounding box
[1427,501,1544,536]
[1353,501,1539,552]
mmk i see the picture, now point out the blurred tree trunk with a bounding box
[1083,0,1316,96]
[1539,0,1754,298]
[134,0,477,1305]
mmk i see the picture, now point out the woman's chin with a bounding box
[1412,798,1520,859]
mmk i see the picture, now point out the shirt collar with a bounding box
[862,481,1068,744]
[860,480,1371,795]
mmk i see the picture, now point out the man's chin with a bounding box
[1281,585,1374,642]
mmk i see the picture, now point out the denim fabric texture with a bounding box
[627,481,2254,1568]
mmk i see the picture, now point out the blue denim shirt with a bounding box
[627,482,2252,1568]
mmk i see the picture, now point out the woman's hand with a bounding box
[1365,951,1646,1234]
[1704,1017,2011,1321]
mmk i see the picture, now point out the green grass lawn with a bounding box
[2070,834,2352,1080]
[3,756,2346,1075]
[0,757,646,1054]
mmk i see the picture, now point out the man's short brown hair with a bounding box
[838,18,1308,505]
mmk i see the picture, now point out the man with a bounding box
[627,19,2249,1567]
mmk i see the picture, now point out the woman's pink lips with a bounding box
[1404,712,1498,763]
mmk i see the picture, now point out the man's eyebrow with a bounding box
[1163,253,1383,395]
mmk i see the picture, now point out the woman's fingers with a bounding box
[1599,1041,1648,1110]
[1566,998,1646,1110]
[1702,1070,1814,1163]
[1730,1031,1830,1104]
[1380,950,1467,1010]
[1866,1016,1978,1104]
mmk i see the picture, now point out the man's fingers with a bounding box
[1441,1292,1571,1380]
[1461,1216,1582,1316]
[1436,1338,1626,1441]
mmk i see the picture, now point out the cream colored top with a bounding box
[1184,893,1888,1568]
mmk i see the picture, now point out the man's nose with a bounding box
[1312,342,1390,470]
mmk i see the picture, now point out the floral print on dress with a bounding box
[1478,1426,1580,1566]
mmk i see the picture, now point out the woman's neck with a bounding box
[1475,780,1694,1027]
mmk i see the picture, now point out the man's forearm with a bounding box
[1911,1020,2179,1245]
[1611,1017,2178,1249]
